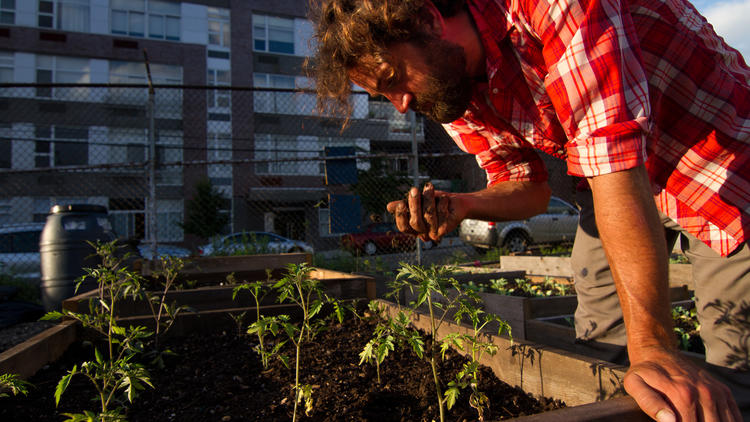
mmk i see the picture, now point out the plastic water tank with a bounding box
[39,204,115,311]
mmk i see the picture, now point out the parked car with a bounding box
[0,223,45,284]
[137,243,192,261]
[340,222,433,256]
[459,196,579,253]
[198,231,314,256]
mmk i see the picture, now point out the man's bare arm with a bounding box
[386,180,551,242]
[588,165,740,422]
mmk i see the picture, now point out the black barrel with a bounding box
[39,204,115,311]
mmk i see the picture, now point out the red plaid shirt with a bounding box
[445,0,750,256]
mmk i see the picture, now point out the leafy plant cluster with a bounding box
[463,277,574,297]
[40,240,191,422]
[231,263,345,422]
[359,263,511,422]
[671,303,701,353]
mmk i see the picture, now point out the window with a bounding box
[105,127,146,166]
[108,60,182,116]
[207,7,230,48]
[36,55,90,100]
[109,197,145,240]
[155,129,182,185]
[0,123,10,169]
[0,51,12,88]
[208,131,231,186]
[34,125,89,168]
[253,14,294,54]
[253,73,295,114]
[156,199,182,241]
[207,68,230,112]
[0,0,14,25]
[111,0,179,41]
[38,0,90,32]
[254,134,319,176]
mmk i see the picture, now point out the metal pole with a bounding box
[144,49,158,262]
[411,110,421,265]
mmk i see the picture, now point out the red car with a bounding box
[340,222,418,255]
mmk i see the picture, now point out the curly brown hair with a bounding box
[306,0,465,119]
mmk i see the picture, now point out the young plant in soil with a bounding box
[230,271,288,369]
[273,263,337,422]
[358,300,401,384]
[0,373,32,397]
[142,254,193,367]
[390,262,493,422]
[42,240,153,422]
[444,298,512,421]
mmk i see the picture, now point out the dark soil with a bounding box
[1,317,565,421]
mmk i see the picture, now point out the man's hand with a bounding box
[624,346,741,422]
[386,182,462,243]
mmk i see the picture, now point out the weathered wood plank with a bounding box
[0,320,78,380]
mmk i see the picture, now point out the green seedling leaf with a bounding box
[444,384,460,409]
[54,366,76,406]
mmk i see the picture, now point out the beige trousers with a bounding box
[571,189,750,415]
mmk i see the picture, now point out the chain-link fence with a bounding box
[0,83,577,283]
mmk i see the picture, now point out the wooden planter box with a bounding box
[2,297,650,420]
[374,299,650,421]
[402,270,690,341]
[3,267,373,381]
[139,252,312,287]
[497,255,694,290]
[61,267,375,318]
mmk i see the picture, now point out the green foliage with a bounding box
[41,240,154,421]
[349,157,409,219]
[179,178,229,240]
[672,304,699,352]
[273,263,342,422]
[0,373,32,397]
[465,277,573,297]
[387,262,511,422]
[230,271,288,369]
[143,255,192,367]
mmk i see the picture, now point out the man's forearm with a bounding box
[455,180,551,222]
[588,166,676,359]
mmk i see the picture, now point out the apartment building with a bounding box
[0,0,426,250]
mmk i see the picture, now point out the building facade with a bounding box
[0,0,427,251]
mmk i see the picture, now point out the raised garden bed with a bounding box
[138,252,312,287]
[62,267,375,319]
[1,295,653,421]
[404,271,690,341]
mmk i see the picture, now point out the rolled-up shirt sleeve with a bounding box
[522,0,651,177]
[444,120,549,186]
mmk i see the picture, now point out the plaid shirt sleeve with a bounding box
[520,0,652,177]
[443,119,548,186]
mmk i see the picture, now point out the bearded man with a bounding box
[308,0,750,420]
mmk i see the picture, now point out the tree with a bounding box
[350,158,410,220]
[179,179,229,239]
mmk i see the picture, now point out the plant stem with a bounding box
[292,329,304,422]
[426,293,445,422]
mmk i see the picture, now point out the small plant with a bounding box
[273,263,331,422]
[444,301,511,421]
[42,240,153,422]
[390,263,471,422]
[231,271,288,369]
[143,255,193,367]
[0,373,32,397]
[358,301,396,384]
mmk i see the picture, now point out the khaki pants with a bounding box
[571,189,750,415]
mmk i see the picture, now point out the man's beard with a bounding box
[410,37,473,123]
